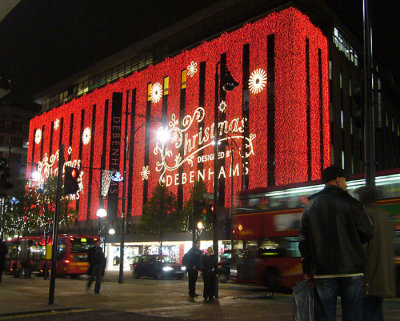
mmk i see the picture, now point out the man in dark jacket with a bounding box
[87,239,105,294]
[0,240,8,282]
[185,239,202,298]
[299,165,373,321]
[354,186,396,321]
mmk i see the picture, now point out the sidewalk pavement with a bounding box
[0,272,293,321]
[0,272,399,321]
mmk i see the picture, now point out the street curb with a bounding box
[0,308,90,319]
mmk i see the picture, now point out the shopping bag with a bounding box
[293,280,314,321]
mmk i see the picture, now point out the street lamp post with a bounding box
[118,102,131,284]
[48,145,64,305]
[229,145,234,250]
[363,0,375,187]
[213,59,238,298]
[96,201,107,260]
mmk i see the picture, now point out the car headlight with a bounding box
[181,266,186,271]
[162,266,173,272]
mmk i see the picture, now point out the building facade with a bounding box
[0,102,38,186]
[28,0,400,250]
[28,7,330,232]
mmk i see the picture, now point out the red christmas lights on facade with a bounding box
[27,7,330,221]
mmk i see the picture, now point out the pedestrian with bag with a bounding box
[202,247,217,302]
[354,186,396,321]
[184,239,202,299]
[299,165,373,321]
[87,239,105,294]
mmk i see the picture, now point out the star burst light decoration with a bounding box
[218,100,227,113]
[249,68,267,94]
[187,61,198,77]
[82,127,91,145]
[151,82,163,103]
[141,165,150,180]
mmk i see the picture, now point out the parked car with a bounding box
[133,255,186,280]
[129,256,141,271]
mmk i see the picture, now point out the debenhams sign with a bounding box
[153,106,256,186]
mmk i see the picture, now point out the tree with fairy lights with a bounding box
[1,178,38,238]
[2,175,78,237]
[139,183,183,255]
[24,173,78,238]
[2,174,77,276]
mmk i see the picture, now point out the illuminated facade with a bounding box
[27,8,330,224]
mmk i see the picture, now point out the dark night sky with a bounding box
[0,0,399,101]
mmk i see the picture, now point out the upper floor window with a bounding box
[333,27,359,67]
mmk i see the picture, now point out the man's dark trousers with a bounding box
[314,276,363,321]
[87,264,102,293]
[188,269,198,297]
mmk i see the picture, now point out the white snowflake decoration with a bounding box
[151,82,163,103]
[67,146,72,155]
[218,100,227,113]
[35,129,42,144]
[82,127,91,145]
[54,118,60,130]
[187,61,198,77]
[249,68,267,94]
[141,165,150,180]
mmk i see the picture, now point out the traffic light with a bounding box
[64,166,80,195]
[200,207,207,222]
[194,200,207,230]
[207,203,216,223]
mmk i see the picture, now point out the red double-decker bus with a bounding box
[233,170,400,293]
[6,234,99,277]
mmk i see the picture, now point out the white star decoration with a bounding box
[141,165,150,180]
[249,68,267,94]
[82,127,91,145]
[54,119,60,130]
[68,146,72,155]
[187,61,198,77]
[151,82,163,103]
[218,100,227,113]
[35,129,42,144]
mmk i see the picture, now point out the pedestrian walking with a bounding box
[0,240,8,283]
[354,186,396,321]
[299,165,373,321]
[184,239,202,299]
[202,247,217,302]
[87,239,105,294]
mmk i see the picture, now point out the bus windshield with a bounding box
[70,237,97,253]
